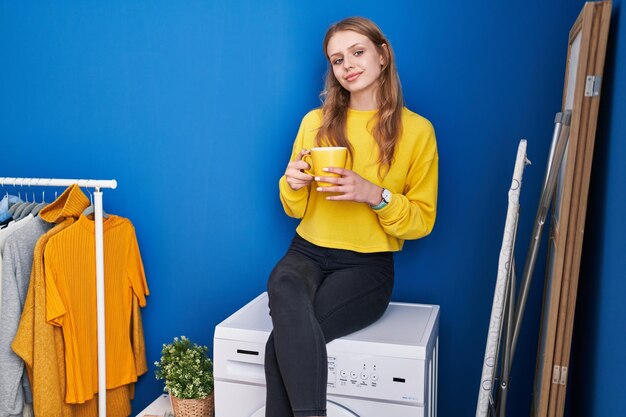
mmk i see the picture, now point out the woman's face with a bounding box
[326,30,385,99]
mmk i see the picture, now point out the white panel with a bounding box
[565,32,582,111]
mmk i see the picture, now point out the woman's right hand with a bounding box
[284,149,314,191]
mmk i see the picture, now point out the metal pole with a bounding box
[497,259,517,417]
[510,111,571,364]
[0,177,116,189]
[94,188,107,416]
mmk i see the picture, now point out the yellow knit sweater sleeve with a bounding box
[374,117,438,240]
[127,226,149,307]
[278,110,321,218]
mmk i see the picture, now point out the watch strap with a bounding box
[371,200,388,210]
[371,188,391,210]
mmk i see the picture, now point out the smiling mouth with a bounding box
[345,72,362,82]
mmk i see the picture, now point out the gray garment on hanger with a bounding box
[0,215,34,326]
[0,216,53,417]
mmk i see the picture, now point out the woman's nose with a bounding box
[343,56,354,70]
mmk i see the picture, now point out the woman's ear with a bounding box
[380,43,389,66]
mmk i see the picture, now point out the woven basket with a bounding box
[170,394,214,417]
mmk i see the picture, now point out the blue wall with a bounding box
[3,1,618,416]
[568,1,626,417]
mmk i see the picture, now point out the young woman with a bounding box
[265,17,438,417]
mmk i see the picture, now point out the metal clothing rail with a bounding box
[0,177,117,417]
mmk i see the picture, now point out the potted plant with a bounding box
[155,336,214,417]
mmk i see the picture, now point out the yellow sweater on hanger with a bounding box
[43,213,149,404]
[12,185,146,417]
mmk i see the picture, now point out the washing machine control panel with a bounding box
[327,353,426,405]
[327,356,381,388]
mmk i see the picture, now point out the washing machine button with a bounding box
[340,370,347,378]
[350,371,358,379]
[371,373,379,381]
[360,372,368,380]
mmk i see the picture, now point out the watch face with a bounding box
[382,189,392,203]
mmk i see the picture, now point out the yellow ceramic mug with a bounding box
[302,147,348,187]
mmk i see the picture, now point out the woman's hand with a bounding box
[284,149,314,191]
[316,167,383,206]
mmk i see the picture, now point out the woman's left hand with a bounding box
[316,167,383,206]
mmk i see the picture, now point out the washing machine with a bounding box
[214,292,439,417]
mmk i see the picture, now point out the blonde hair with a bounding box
[316,17,404,177]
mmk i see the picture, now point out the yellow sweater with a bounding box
[12,184,144,417]
[279,107,438,252]
[44,214,149,404]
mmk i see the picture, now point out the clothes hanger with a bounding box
[8,179,32,217]
[0,179,15,227]
[0,178,6,203]
[13,192,31,220]
[11,184,31,218]
[15,187,38,220]
[16,189,36,220]
[31,187,49,217]
[0,179,9,209]
[82,186,109,219]
[7,187,24,217]
[16,202,37,220]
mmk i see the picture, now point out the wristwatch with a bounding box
[371,188,392,210]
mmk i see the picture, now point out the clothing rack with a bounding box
[0,177,117,417]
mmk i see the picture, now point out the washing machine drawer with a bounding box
[214,338,266,385]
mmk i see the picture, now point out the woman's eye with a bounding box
[354,50,364,56]
[333,58,344,65]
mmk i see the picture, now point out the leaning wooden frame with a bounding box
[532,2,612,417]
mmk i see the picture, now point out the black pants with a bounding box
[265,234,394,417]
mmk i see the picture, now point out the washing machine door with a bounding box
[250,401,358,417]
